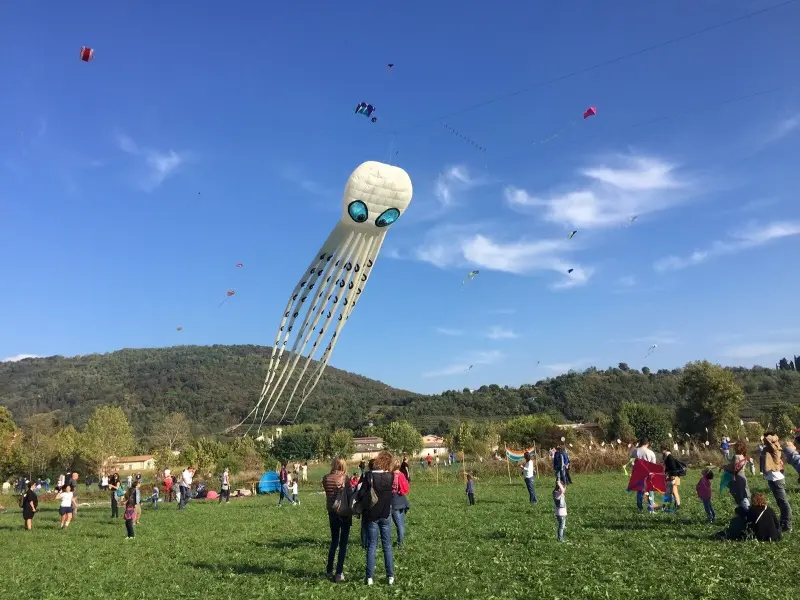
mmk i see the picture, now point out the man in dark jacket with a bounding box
[661,446,682,511]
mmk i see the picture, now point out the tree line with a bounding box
[3,360,799,482]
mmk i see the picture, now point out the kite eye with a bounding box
[375,208,400,228]
[348,201,368,223]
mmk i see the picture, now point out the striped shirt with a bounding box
[322,472,346,511]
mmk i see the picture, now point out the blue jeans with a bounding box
[555,469,567,485]
[279,484,294,505]
[768,479,793,530]
[365,517,394,580]
[702,499,715,522]
[556,515,566,541]
[636,490,644,511]
[392,509,406,546]
[524,477,537,503]
[327,511,351,576]
[178,485,189,509]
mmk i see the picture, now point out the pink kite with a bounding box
[583,106,596,119]
[627,458,666,494]
[236,263,243,268]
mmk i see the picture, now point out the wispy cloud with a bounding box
[722,342,799,360]
[422,349,504,378]
[413,225,592,290]
[434,165,479,207]
[488,308,516,315]
[486,326,518,340]
[613,331,681,345]
[505,154,690,229]
[115,132,185,190]
[617,275,636,288]
[542,358,596,374]
[764,116,800,145]
[435,327,463,336]
[1,354,40,362]
[281,165,330,196]
[654,221,800,271]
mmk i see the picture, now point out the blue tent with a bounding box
[258,471,280,494]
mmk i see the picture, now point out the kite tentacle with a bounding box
[256,233,362,430]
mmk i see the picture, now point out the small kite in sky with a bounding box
[645,343,657,358]
[387,63,394,70]
[568,230,577,239]
[176,326,183,332]
[567,268,574,274]
[80,47,94,62]
[371,117,377,123]
[236,263,244,268]
[219,289,236,308]
[355,102,376,117]
[583,106,597,119]
[462,270,480,287]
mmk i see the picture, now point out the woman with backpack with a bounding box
[661,445,684,512]
[322,457,351,583]
[356,451,396,586]
[108,472,121,518]
[21,480,38,531]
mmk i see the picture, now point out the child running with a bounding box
[696,469,715,523]
[55,484,77,529]
[466,473,475,505]
[553,480,567,541]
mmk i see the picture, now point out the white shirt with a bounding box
[765,469,785,482]
[101,476,108,486]
[631,446,657,463]
[522,459,534,478]
[291,482,298,494]
[59,491,74,507]
[182,469,193,486]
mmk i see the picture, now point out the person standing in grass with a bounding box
[278,462,296,506]
[520,451,537,503]
[179,467,194,510]
[290,478,299,505]
[661,445,682,512]
[553,480,567,541]
[390,459,410,547]
[21,480,38,531]
[466,473,475,505]
[760,432,792,532]
[134,481,142,524]
[322,458,351,583]
[696,469,715,523]
[123,482,137,539]
[55,484,77,529]
[631,439,657,512]
[219,468,231,504]
[358,451,396,586]
[722,440,751,510]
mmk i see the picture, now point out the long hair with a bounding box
[330,457,346,473]
[373,450,394,471]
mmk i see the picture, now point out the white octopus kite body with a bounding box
[234,161,413,433]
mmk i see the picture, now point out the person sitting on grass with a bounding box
[747,492,781,542]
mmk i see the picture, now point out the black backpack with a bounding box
[675,460,687,477]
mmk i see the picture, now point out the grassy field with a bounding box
[1,470,797,600]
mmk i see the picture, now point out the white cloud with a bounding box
[115,132,185,190]
[505,154,689,229]
[413,227,593,290]
[722,342,798,360]
[434,165,478,206]
[542,358,596,374]
[486,326,518,340]
[764,116,800,144]
[2,354,40,362]
[422,349,504,378]
[488,308,516,315]
[654,221,800,271]
[613,331,681,345]
[436,327,463,336]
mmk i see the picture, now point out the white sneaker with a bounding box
[366,578,374,586]
[334,574,345,583]
[388,577,395,585]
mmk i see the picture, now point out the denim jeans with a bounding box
[555,469,567,485]
[178,485,189,509]
[365,517,394,580]
[361,516,368,548]
[556,515,566,541]
[279,484,294,505]
[768,479,793,530]
[524,477,537,503]
[636,490,644,511]
[327,511,351,576]
[702,499,715,522]
[392,509,406,546]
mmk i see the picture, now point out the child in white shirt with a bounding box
[290,480,299,505]
[553,481,567,541]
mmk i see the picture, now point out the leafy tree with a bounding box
[326,429,356,458]
[0,406,16,435]
[501,415,565,449]
[82,406,136,473]
[743,421,764,441]
[270,431,321,462]
[380,421,422,455]
[0,408,23,480]
[21,413,57,477]
[150,412,191,452]
[678,361,745,439]
[52,425,81,472]
[153,447,177,472]
[612,403,672,446]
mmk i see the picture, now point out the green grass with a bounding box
[1,471,797,600]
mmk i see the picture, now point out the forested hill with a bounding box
[1,346,799,436]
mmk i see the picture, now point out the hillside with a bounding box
[1,346,799,436]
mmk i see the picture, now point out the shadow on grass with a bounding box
[251,536,320,550]
[188,561,319,580]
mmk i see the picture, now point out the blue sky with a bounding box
[2,1,800,395]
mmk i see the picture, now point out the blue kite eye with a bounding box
[375,208,400,228]
[348,201,368,223]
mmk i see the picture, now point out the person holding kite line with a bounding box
[520,452,537,503]
[630,439,657,512]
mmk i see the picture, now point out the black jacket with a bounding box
[663,453,681,477]
[748,506,781,542]
[359,471,394,522]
